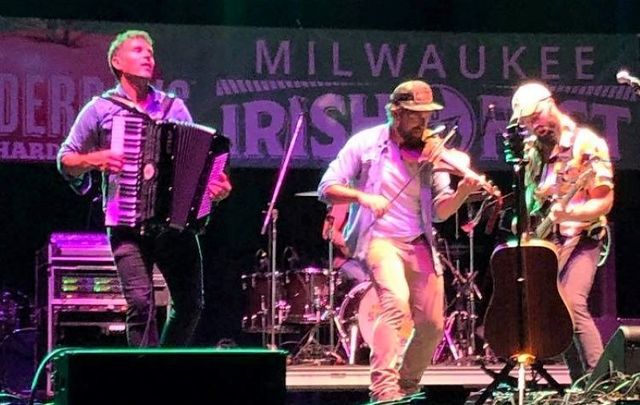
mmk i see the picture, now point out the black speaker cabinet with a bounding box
[52,348,287,405]
[589,325,640,387]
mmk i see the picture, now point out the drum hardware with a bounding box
[334,281,414,365]
[240,271,297,337]
[289,213,344,365]
[433,199,488,365]
[460,199,485,358]
[289,269,344,365]
[0,289,32,343]
[0,289,34,397]
[334,281,370,365]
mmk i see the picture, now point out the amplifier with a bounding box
[34,232,170,395]
[36,232,168,311]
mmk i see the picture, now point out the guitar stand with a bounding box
[474,354,565,405]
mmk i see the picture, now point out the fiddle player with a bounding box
[510,81,614,382]
[318,80,483,402]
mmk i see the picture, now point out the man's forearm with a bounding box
[60,152,95,177]
[434,190,469,220]
[567,195,613,222]
[324,184,364,205]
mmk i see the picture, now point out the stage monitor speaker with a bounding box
[52,348,287,405]
[589,325,640,387]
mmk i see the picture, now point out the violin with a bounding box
[399,127,501,198]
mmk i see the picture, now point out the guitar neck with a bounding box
[534,169,592,239]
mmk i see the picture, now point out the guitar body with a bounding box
[483,238,574,359]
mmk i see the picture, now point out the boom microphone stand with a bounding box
[260,99,306,349]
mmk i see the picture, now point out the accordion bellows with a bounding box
[106,116,229,231]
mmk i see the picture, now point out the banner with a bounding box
[1,17,638,169]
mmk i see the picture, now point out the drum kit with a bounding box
[241,190,495,366]
[0,288,34,395]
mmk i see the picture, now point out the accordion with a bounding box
[105,116,230,231]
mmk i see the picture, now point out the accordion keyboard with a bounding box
[106,115,146,227]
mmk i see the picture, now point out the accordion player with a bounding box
[105,115,230,233]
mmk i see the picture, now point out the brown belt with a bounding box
[409,234,427,245]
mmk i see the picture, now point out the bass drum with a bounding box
[336,281,414,364]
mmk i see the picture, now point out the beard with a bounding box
[534,128,557,162]
[398,126,425,149]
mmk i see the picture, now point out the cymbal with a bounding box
[294,191,318,197]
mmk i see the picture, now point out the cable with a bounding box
[27,347,80,405]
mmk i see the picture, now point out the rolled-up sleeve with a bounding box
[317,135,363,202]
[431,171,454,222]
[56,99,101,195]
[575,130,614,192]
[591,136,614,190]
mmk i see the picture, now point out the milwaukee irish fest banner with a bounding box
[1,17,638,169]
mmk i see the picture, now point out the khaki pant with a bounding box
[366,236,444,399]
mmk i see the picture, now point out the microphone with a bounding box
[255,249,269,271]
[297,95,310,116]
[616,70,640,88]
[481,104,495,136]
[283,246,300,269]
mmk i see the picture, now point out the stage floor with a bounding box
[285,362,571,404]
[286,362,571,390]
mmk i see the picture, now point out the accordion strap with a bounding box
[101,94,149,117]
[101,92,176,120]
[159,94,176,120]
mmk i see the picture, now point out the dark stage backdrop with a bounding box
[2,0,640,346]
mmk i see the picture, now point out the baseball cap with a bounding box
[389,80,443,112]
[510,82,552,124]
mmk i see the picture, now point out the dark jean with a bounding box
[109,227,204,347]
[555,234,604,382]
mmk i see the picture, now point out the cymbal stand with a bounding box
[291,216,344,365]
[462,198,489,356]
[432,251,467,364]
[461,200,484,357]
[434,199,488,364]
[326,216,336,349]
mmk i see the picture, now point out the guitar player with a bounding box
[509,81,614,382]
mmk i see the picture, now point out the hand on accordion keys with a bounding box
[89,149,124,173]
[207,172,232,202]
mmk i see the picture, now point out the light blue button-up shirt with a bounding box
[318,123,453,264]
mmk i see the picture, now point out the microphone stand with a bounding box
[325,216,336,350]
[260,101,305,350]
